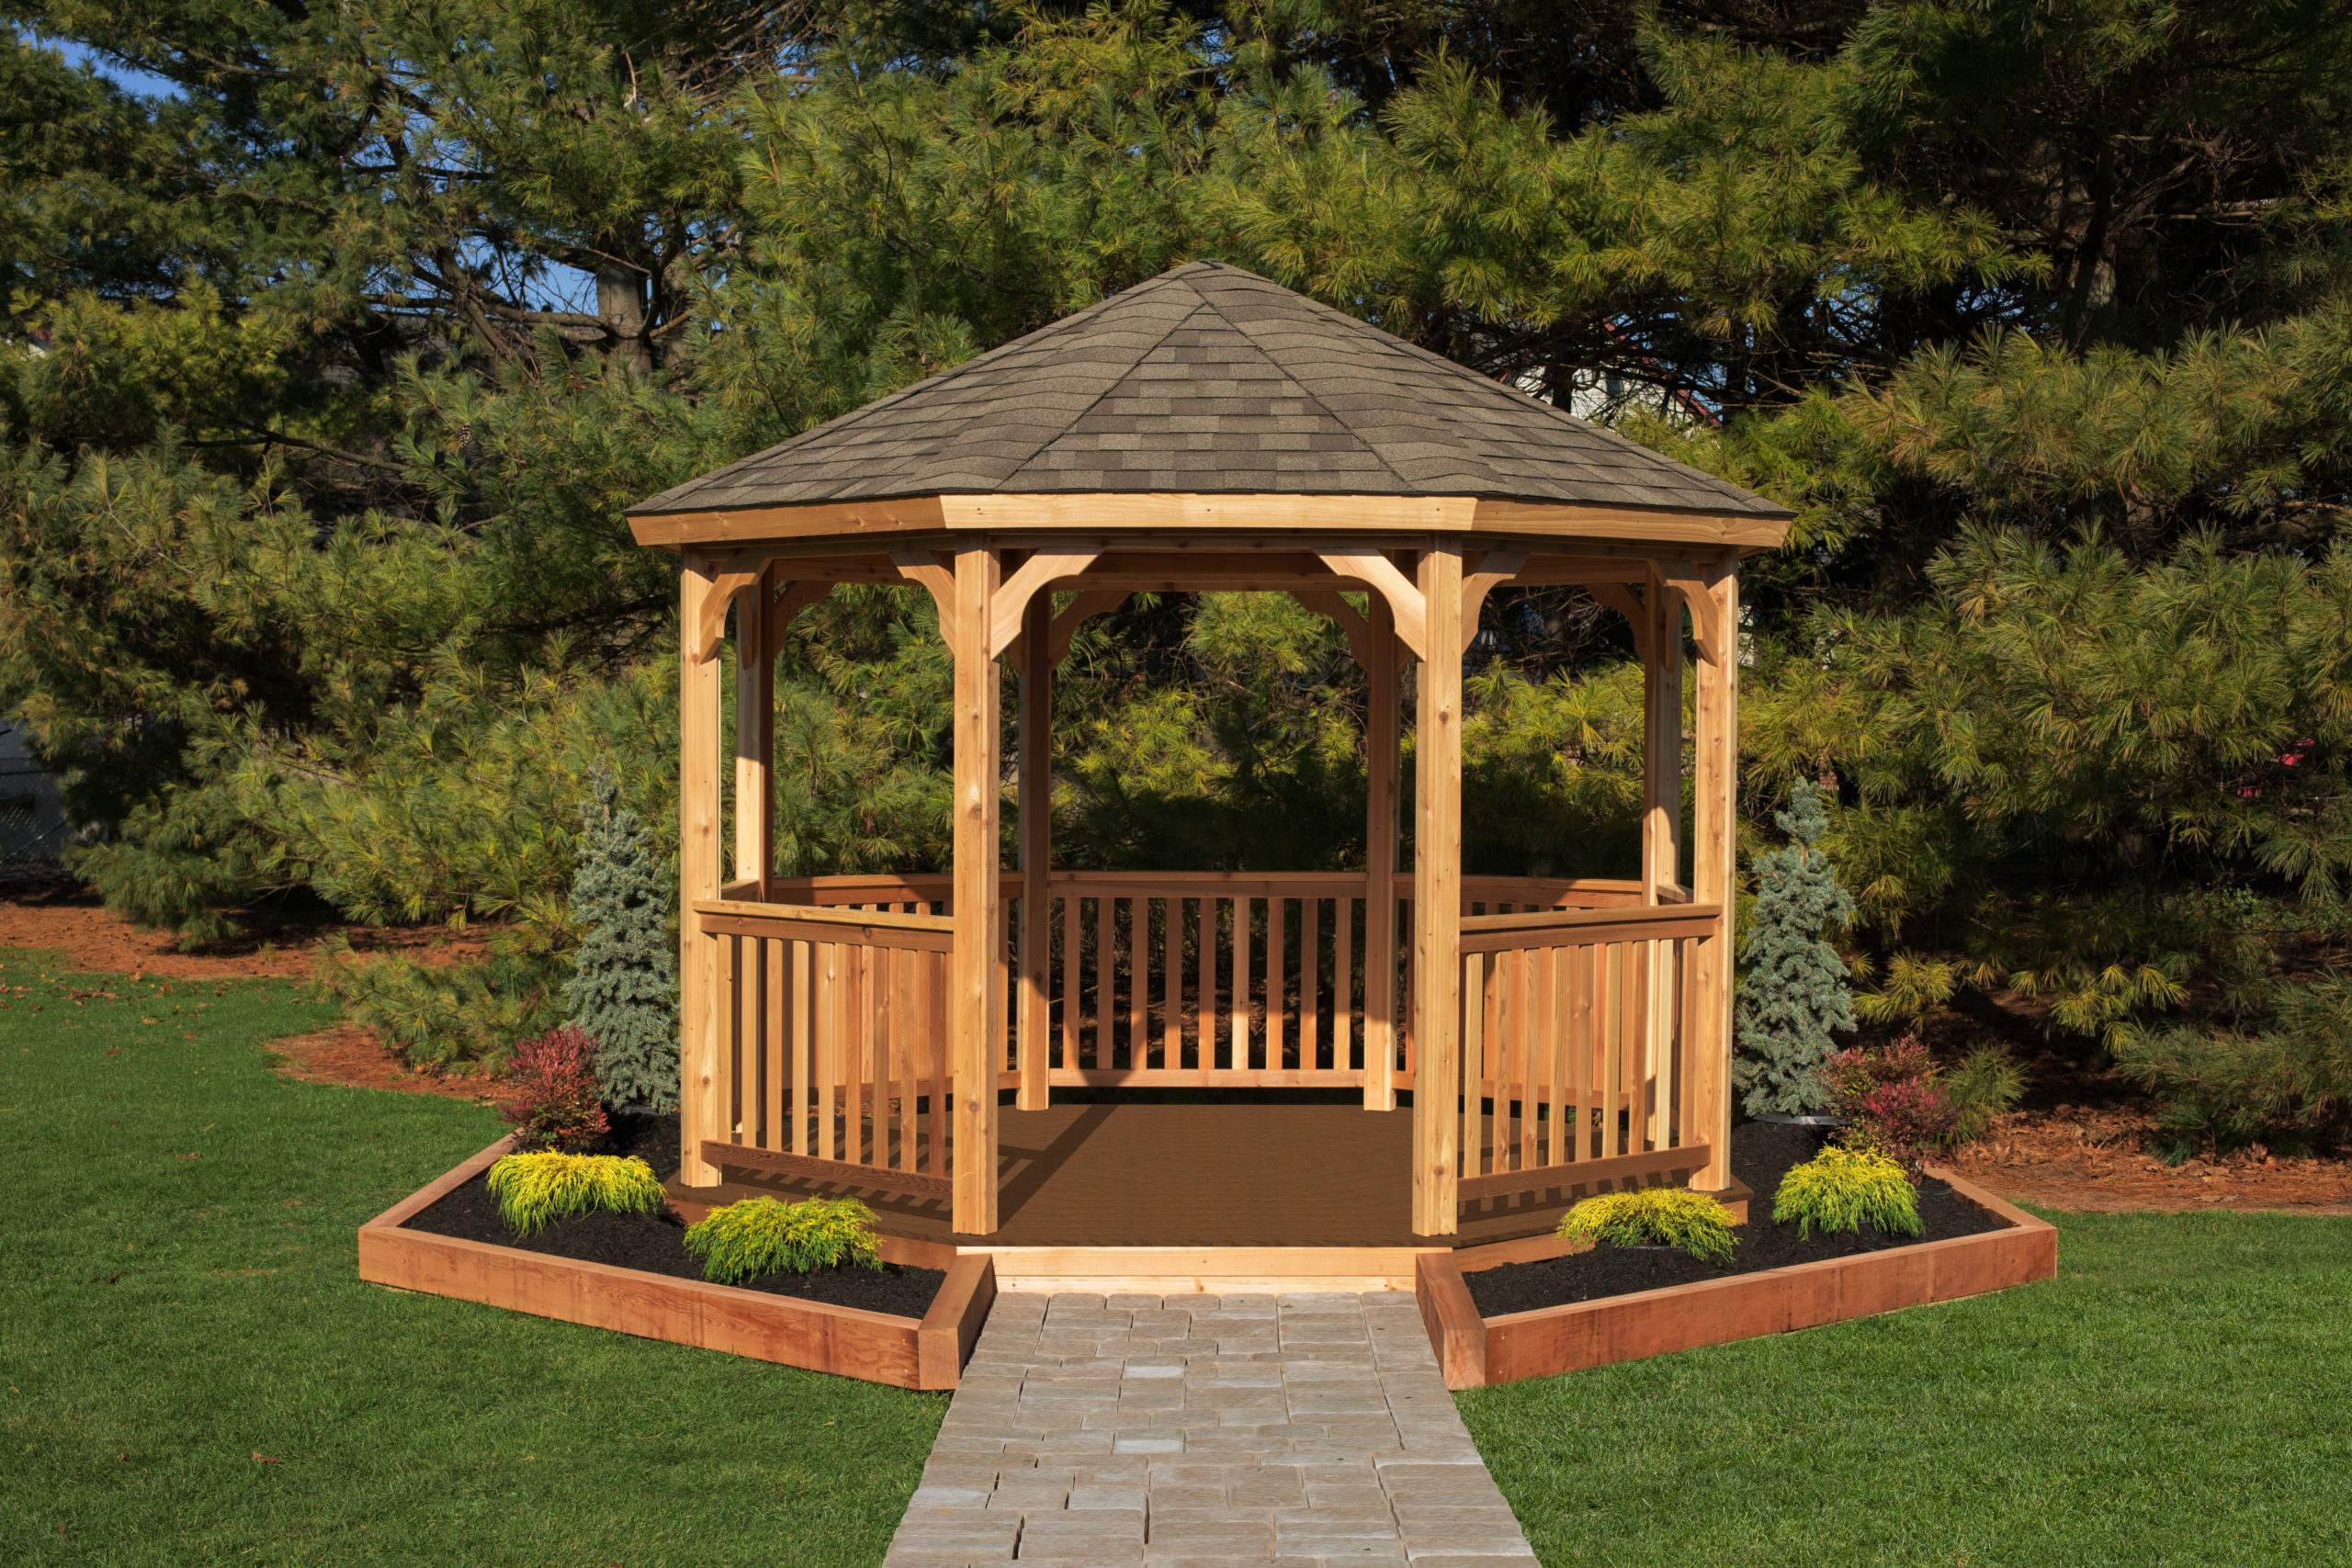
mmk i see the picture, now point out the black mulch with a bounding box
[1463,1121,2007,1318]
[401,1111,944,1319]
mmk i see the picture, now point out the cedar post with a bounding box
[735,566,774,893]
[1363,596,1400,1111]
[1643,576,1682,1150]
[950,545,1003,1234]
[1687,549,1740,1191]
[1017,591,1052,1111]
[678,552,726,1187]
[1411,543,1464,1235]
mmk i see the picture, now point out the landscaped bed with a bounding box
[1417,1121,2057,1388]
[1464,1121,2006,1316]
[401,1110,945,1318]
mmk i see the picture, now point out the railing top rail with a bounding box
[1460,901,1724,936]
[692,897,956,935]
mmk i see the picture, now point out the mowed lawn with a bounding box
[0,951,944,1567]
[1463,1188,2352,1565]
[7,950,2352,1567]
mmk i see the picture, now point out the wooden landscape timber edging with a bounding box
[356,1135,992,1391]
[1413,1170,2057,1390]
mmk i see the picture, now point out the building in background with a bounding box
[0,719,67,870]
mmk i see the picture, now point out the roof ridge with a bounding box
[650,274,1193,510]
[974,276,1216,489]
[1185,271,1413,490]
[1238,275,1737,488]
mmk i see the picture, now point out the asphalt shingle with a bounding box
[628,263,1787,520]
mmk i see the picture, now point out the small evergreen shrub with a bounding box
[683,1196,882,1284]
[1733,779,1859,1116]
[485,1150,663,1235]
[1556,1187,1736,1264]
[499,1023,609,1151]
[2113,979,2352,1153]
[565,765,680,1111]
[1772,1144,1924,1238]
[1826,1035,1960,1165]
[1945,1045,2029,1143]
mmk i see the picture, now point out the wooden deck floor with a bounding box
[687,1102,1649,1249]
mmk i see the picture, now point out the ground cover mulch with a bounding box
[401,1111,946,1318]
[1464,1122,2007,1318]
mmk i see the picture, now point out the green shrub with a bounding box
[1557,1187,1736,1264]
[1772,1143,1923,1238]
[683,1196,882,1284]
[1945,1044,2028,1144]
[2113,978,2352,1152]
[484,1151,663,1235]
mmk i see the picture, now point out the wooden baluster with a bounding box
[764,937,786,1152]
[1461,953,1483,1179]
[1126,897,1145,1070]
[1302,897,1321,1071]
[1515,948,1537,1172]
[894,946,915,1171]
[1547,944,1568,1168]
[1337,897,1356,1077]
[1229,897,1249,1071]
[919,949,941,1174]
[1481,947,1502,1171]
[790,942,811,1156]
[811,942,834,1161]
[1161,897,1181,1070]
[1617,941,1639,1156]
[1089,896,1107,1070]
[731,934,752,1141]
[1268,895,1286,1069]
[1061,894,1078,1075]
[1197,897,1215,1071]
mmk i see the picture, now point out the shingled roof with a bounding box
[628,262,1789,521]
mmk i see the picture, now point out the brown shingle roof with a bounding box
[628,262,1790,520]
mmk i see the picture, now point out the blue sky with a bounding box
[20,29,182,96]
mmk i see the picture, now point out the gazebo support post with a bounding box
[1687,550,1740,1191]
[735,567,774,895]
[1017,592,1052,1112]
[1410,543,1464,1235]
[677,551,726,1187]
[950,546,1003,1234]
[1641,578,1681,1154]
[1363,596,1400,1112]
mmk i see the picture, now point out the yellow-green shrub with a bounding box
[1772,1143,1922,1238]
[1557,1187,1736,1263]
[484,1150,663,1235]
[683,1196,881,1284]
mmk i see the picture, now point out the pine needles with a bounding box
[1772,1144,1923,1239]
[484,1151,663,1235]
[683,1197,881,1284]
[1558,1188,1737,1264]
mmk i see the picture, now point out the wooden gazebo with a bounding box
[628,263,1790,1272]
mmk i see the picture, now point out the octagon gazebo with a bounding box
[628,263,1790,1279]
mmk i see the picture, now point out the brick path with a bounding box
[882,1290,1536,1566]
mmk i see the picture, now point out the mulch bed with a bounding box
[1464,1121,2008,1318]
[401,1111,945,1318]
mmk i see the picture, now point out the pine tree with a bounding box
[1733,779,1857,1116]
[564,767,679,1111]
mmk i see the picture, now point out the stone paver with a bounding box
[882,1291,1535,1566]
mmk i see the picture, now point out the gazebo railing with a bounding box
[688,872,1687,1201]
[1452,902,1724,1201]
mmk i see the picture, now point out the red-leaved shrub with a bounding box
[501,1024,609,1152]
[1826,1035,1959,1168]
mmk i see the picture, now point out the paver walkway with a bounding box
[882,1290,1536,1566]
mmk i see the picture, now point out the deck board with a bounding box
[683,1102,1698,1248]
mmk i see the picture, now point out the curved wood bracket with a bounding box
[1586,581,1653,664]
[1316,552,1427,660]
[1460,551,1527,653]
[1286,590,1375,668]
[988,548,1103,659]
[694,566,764,662]
[891,550,961,645]
[765,579,834,648]
[1046,589,1129,664]
[1646,558,1725,665]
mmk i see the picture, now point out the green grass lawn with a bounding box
[9,947,2351,1567]
[0,950,944,1567]
[1464,1191,2352,1566]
